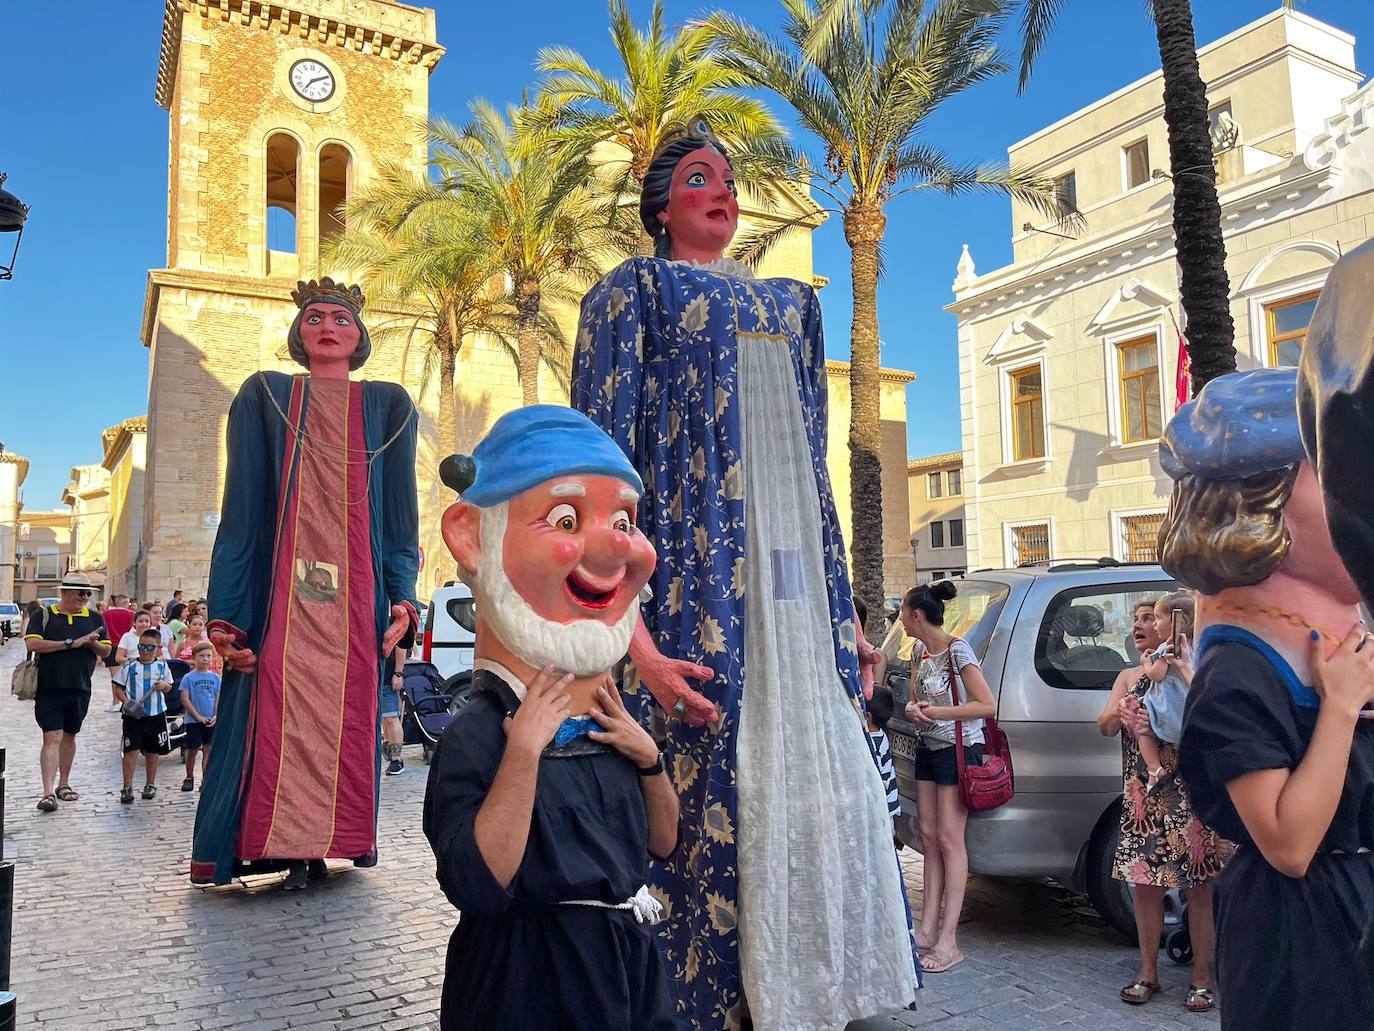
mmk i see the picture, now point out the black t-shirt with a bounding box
[1180,628,1374,852]
[26,605,110,694]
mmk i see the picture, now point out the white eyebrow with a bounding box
[620,488,641,504]
[550,482,586,498]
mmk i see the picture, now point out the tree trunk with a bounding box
[515,278,542,406]
[1152,0,1236,393]
[843,201,888,641]
[436,318,459,456]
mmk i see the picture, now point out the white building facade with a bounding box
[952,9,1374,570]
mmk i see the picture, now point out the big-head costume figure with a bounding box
[191,277,420,888]
[423,405,680,1031]
[571,119,916,1030]
[1159,243,1374,1030]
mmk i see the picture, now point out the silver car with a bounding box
[881,560,1177,938]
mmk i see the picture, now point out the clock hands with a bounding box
[305,74,331,89]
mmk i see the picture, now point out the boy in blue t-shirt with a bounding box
[179,640,221,792]
[116,628,174,803]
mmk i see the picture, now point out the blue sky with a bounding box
[3,1,1371,507]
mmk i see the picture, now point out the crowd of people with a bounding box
[18,579,414,816]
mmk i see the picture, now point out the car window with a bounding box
[446,596,477,634]
[1035,580,1176,690]
[0,604,18,615]
[879,580,1011,664]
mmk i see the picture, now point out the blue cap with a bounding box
[449,405,642,507]
[1159,367,1303,481]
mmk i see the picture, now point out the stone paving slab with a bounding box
[0,639,1218,1029]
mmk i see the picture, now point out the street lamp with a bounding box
[0,173,30,282]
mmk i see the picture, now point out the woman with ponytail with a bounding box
[901,580,996,974]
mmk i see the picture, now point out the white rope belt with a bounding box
[557,884,664,925]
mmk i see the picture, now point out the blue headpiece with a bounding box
[1159,367,1303,481]
[440,406,643,507]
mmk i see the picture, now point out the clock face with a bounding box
[289,59,336,103]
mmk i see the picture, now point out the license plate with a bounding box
[890,730,917,761]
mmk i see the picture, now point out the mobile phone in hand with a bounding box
[1171,607,1184,657]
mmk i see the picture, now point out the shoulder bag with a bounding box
[946,639,1014,812]
[10,607,49,701]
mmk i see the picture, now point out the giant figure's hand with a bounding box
[382,604,410,657]
[210,628,257,675]
[628,614,717,726]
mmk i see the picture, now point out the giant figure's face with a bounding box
[299,302,361,369]
[443,474,656,675]
[658,145,739,261]
[1280,462,1362,604]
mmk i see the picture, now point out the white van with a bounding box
[421,582,476,682]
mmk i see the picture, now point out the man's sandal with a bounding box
[55,785,78,801]
[120,788,134,804]
[1185,986,1216,1012]
[36,794,58,813]
[1121,980,1160,1005]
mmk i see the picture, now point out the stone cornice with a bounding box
[947,160,1336,320]
[157,0,444,110]
[824,359,916,385]
[907,451,962,472]
[101,418,148,471]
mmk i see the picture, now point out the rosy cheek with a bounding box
[552,540,579,566]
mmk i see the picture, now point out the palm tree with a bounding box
[1014,0,1301,391]
[324,167,514,456]
[429,102,635,406]
[534,0,791,224]
[705,0,1066,635]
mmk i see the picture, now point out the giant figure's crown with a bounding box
[292,276,365,313]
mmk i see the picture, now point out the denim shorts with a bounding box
[913,742,983,786]
[379,685,401,719]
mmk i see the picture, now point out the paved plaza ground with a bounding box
[1,639,1218,1030]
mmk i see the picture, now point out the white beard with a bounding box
[459,501,640,677]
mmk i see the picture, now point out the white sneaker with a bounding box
[108,703,122,713]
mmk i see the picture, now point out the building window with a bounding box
[929,571,946,582]
[1053,170,1077,212]
[1265,291,1319,368]
[931,521,945,549]
[947,468,962,496]
[265,133,300,255]
[36,549,60,580]
[949,519,965,548]
[1117,335,1163,442]
[1123,139,1150,190]
[1122,512,1166,562]
[928,472,942,499]
[1010,365,1046,461]
[318,143,351,251]
[1011,522,1051,566]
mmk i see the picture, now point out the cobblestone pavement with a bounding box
[1,639,1219,1030]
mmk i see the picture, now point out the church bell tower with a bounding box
[138,0,442,599]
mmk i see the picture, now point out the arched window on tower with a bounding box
[265,133,299,276]
[318,143,351,252]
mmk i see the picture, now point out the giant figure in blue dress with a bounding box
[572,121,917,1031]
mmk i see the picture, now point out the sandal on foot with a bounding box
[36,794,58,813]
[120,788,134,804]
[181,777,195,792]
[920,948,964,974]
[55,784,79,801]
[141,784,157,800]
[1185,986,1216,1012]
[1121,980,1161,1005]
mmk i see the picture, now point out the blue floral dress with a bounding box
[573,257,916,1031]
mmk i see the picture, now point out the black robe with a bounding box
[423,671,675,1031]
[1181,627,1374,1030]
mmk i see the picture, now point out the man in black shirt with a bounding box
[25,573,111,812]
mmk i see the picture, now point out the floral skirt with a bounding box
[1112,676,1234,888]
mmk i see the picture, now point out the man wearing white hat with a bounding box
[24,572,110,812]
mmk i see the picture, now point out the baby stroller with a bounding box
[400,661,469,763]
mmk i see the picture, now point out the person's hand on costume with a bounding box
[504,665,574,757]
[382,604,410,657]
[210,627,256,674]
[588,679,660,768]
[637,654,718,726]
[1311,623,1374,719]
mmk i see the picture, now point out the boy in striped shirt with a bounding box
[115,628,174,804]
[867,686,902,836]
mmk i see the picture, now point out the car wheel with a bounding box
[1085,808,1138,941]
[443,671,475,719]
